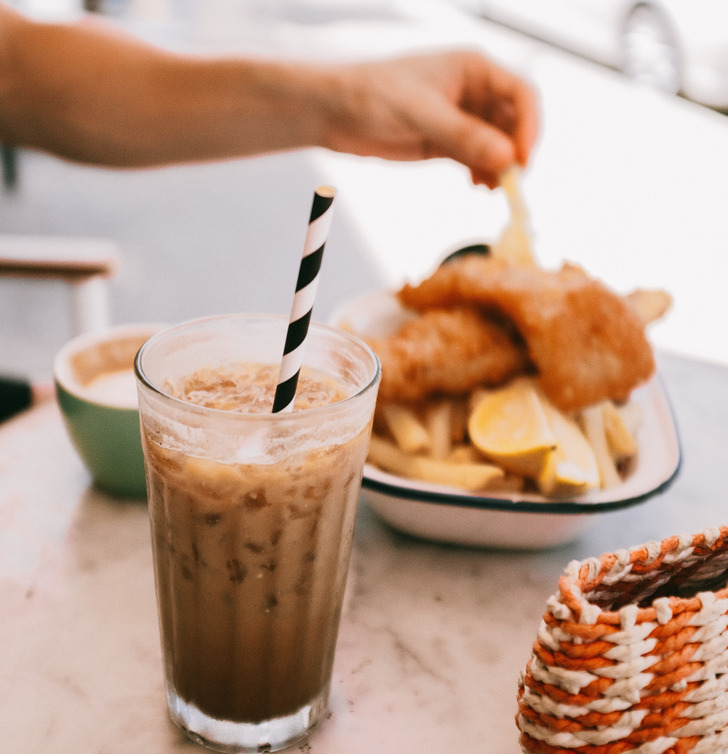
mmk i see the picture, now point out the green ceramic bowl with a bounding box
[54,324,162,498]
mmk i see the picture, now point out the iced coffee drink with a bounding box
[135,316,380,753]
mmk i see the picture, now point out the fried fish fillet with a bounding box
[397,254,658,412]
[367,306,530,403]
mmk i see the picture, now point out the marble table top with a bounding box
[2,350,728,753]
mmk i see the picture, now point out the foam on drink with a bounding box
[164,362,348,414]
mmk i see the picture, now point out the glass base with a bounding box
[167,684,329,753]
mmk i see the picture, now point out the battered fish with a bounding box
[397,254,658,412]
[367,306,530,403]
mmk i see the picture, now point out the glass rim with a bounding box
[134,313,381,421]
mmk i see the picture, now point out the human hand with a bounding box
[320,51,539,188]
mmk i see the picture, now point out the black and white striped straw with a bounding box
[272,185,336,413]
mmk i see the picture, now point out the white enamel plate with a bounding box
[333,290,681,549]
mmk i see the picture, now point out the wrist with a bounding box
[265,61,345,153]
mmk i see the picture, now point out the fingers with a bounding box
[416,87,525,188]
[319,51,539,187]
[484,64,539,165]
[410,51,539,186]
[458,52,540,178]
[431,109,517,188]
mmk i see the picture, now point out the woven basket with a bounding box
[517,526,728,753]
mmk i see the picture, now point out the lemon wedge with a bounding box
[536,398,600,496]
[468,377,556,478]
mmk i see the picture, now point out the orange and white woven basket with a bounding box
[517,526,728,753]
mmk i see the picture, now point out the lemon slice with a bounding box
[537,399,600,496]
[468,377,556,478]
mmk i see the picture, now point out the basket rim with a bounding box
[556,526,728,625]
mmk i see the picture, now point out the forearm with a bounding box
[0,10,336,167]
[0,6,538,182]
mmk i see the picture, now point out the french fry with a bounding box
[602,401,639,460]
[381,402,430,454]
[451,440,526,492]
[367,435,504,491]
[425,399,452,460]
[492,165,535,265]
[367,434,406,472]
[493,474,527,494]
[578,404,621,489]
[447,444,482,463]
[615,400,643,437]
[414,455,504,491]
[449,396,469,445]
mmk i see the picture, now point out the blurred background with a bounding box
[3,0,728,382]
[455,0,728,110]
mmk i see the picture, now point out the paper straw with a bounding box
[272,185,336,413]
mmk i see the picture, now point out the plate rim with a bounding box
[361,462,681,515]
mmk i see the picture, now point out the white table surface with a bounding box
[2,349,728,753]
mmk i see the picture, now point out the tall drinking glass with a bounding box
[135,314,380,753]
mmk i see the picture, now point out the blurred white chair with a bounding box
[0,235,119,334]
